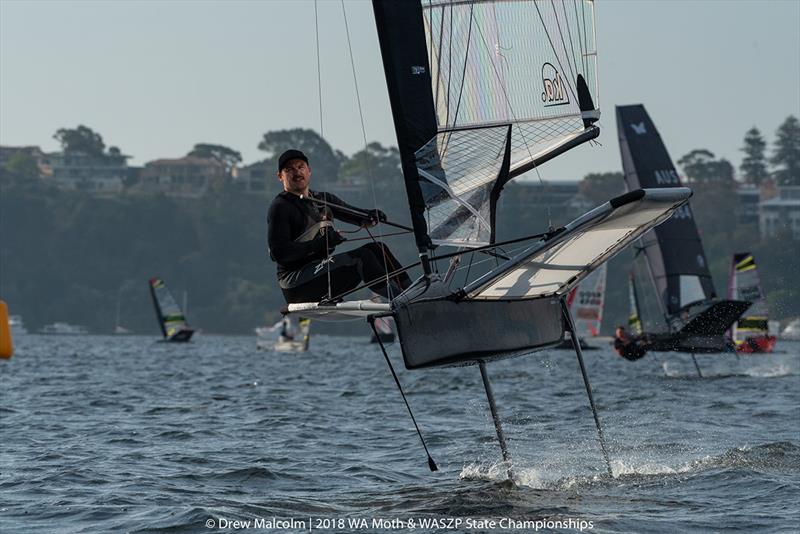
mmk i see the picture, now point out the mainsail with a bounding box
[728,252,773,350]
[566,262,606,337]
[374,0,600,249]
[617,104,716,319]
[148,278,194,342]
[627,272,643,336]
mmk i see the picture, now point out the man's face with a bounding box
[278,158,311,195]
[616,327,625,338]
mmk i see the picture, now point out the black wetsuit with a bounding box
[267,190,411,304]
[614,336,647,361]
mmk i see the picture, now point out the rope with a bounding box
[313,0,333,300]
[341,0,393,297]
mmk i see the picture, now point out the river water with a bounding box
[1,334,798,533]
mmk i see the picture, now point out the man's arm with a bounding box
[323,193,383,227]
[267,202,327,265]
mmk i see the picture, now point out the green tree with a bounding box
[257,128,343,181]
[53,125,106,156]
[187,143,242,173]
[579,171,624,204]
[5,151,41,178]
[677,149,734,183]
[771,115,800,185]
[339,142,401,189]
[740,127,768,185]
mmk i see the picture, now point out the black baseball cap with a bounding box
[277,149,308,171]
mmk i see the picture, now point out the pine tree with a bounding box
[771,116,800,185]
[740,127,768,185]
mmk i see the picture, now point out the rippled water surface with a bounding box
[1,334,799,533]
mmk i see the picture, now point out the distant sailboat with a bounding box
[370,316,395,344]
[148,278,194,342]
[728,252,776,353]
[782,319,800,341]
[628,272,644,336]
[617,104,750,354]
[557,263,607,350]
[257,316,310,352]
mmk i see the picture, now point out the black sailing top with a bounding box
[267,190,370,282]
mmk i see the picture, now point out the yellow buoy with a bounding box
[0,300,13,359]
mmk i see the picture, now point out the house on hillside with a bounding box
[49,150,128,194]
[135,156,227,197]
[760,185,800,240]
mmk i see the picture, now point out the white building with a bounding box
[760,185,800,240]
[49,151,128,194]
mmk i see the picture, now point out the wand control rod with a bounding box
[369,316,438,472]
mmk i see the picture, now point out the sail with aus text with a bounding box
[617,104,716,320]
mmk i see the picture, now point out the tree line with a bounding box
[1,120,798,336]
[677,115,799,185]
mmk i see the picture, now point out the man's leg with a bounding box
[354,242,412,298]
[281,254,363,303]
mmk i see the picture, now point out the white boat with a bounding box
[282,0,692,479]
[38,322,89,335]
[256,317,310,352]
[8,315,27,336]
[782,319,800,341]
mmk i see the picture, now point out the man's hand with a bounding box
[365,209,387,227]
[325,229,346,254]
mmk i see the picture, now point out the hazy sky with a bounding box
[1,0,798,182]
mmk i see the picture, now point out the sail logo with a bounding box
[697,254,705,268]
[314,256,335,276]
[654,169,680,185]
[672,205,693,220]
[411,65,426,75]
[630,122,647,135]
[541,63,568,106]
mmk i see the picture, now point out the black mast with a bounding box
[372,0,438,273]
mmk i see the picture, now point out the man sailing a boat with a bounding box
[267,149,412,304]
[613,325,648,361]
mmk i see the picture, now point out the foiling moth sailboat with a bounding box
[728,252,776,353]
[148,278,195,342]
[287,0,691,479]
[617,104,750,357]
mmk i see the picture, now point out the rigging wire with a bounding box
[472,17,553,227]
[340,0,395,299]
[552,0,578,94]
[533,1,579,106]
[573,0,588,76]
[445,3,474,154]
[313,0,334,301]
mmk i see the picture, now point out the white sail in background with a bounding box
[568,262,606,337]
